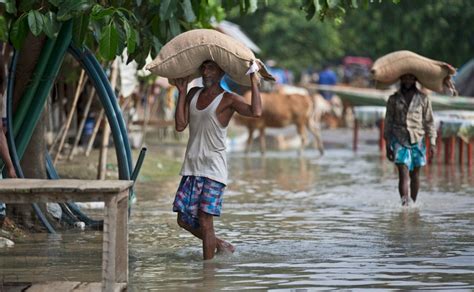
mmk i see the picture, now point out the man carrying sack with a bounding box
[383,74,437,206]
[146,29,272,259]
[172,60,261,260]
[373,51,456,206]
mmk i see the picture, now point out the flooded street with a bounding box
[129,144,474,290]
[1,141,473,290]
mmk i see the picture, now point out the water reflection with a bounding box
[385,208,438,255]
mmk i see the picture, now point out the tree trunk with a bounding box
[6,34,58,231]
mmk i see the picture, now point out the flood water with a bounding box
[1,142,474,290]
[128,143,474,290]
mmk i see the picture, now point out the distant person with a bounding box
[384,74,436,206]
[318,65,338,101]
[265,60,288,84]
[172,60,262,260]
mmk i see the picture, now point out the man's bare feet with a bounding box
[401,196,410,206]
[216,239,235,254]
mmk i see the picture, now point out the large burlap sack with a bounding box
[145,29,274,86]
[371,50,456,95]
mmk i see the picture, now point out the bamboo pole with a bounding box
[85,109,104,157]
[140,85,155,147]
[49,122,66,154]
[68,87,96,160]
[53,70,87,165]
[85,95,130,158]
[98,123,111,179]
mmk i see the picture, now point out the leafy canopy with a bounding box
[0,0,399,68]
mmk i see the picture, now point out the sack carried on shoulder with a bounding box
[371,50,456,94]
[145,29,274,86]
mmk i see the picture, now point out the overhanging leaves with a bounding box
[180,0,196,22]
[73,14,90,46]
[99,23,119,60]
[42,11,59,38]
[10,14,29,49]
[160,0,178,20]
[0,16,8,41]
[57,0,93,21]
[91,4,116,20]
[27,10,44,36]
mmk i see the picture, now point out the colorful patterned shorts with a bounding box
[172,176,225,229]
[391,139,426,171]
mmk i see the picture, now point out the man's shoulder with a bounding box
[388,91,400,101]
[416,89,428,99]
[223,91,240,101]
[186,86,201,100]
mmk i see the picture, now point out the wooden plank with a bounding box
[132,119,174,127]
[26,281,81,291]
[0,193,106,203]
[115,192,129,282]
[0,283,32,292]
[23,282,126,292]
[0,187,129,203]
[103,196,118,292]
[74,282,126,292]
[0,179,133,194]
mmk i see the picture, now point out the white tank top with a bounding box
[180,88,228,185]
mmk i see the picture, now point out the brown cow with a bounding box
[234,89,324,155]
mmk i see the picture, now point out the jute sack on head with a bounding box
[145,29,274,86]
[371,50,456,94]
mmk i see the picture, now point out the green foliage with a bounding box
[99,24,119,60]
[57,0,94,21]
[27,10,44,36]
[230,0,472,78]
[339,0,474,67]
[43,11,59,39]
[4,0,17,14]
[228,0,346,74]
[72,14,90,46]
[9,14,29,49]
[299,0,389,22]
[0,16,8,42]
[0,0,399,68]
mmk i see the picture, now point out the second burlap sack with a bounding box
[145,29,274,86]
[371,50,456,94]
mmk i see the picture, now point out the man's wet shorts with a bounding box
[172,176,225,229]
[391,139,426,171]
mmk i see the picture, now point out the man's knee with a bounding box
[177,214,188,229]
[198,211,214,231]
[410,168,420,179]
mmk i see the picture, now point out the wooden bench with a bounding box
[0,179,133,292]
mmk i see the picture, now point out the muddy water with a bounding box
[128,146,474,290]
[1,145,473,290]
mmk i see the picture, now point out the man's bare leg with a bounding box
[397,164,410,206]
[409,167,421,203]
[177,213,235,255]
[198,210,217,260]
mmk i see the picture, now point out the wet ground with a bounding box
[1,129,473,290]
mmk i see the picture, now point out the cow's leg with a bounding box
[259,127,266,155]
[306,119,324,155]
[246,127,254,154]
[297,123,307,155]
